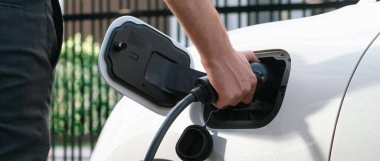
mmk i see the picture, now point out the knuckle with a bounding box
[227,92,237,99]
[223,92,239,105]
[233,92,241,100]
[250,75,257,83]
[240,81,252,95]
[242,86,251,95]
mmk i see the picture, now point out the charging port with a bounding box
[203,49,291,129]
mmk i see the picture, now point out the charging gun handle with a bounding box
[194,63,268,105]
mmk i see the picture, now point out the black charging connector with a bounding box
[191,76,218,104]
[192,63,268,105]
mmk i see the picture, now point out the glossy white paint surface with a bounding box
[91,2,380,161]
[330,35,380,161]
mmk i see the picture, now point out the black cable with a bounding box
[144,86,212,161]
[203,108,221,128]
[144,93,196,161]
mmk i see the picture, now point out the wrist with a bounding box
[195,27,235,63]
[200,48,236,69]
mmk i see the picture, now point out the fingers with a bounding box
[213,87,254,108]
[213,89,239,108]
[213,99,228,109]
[239,50,258,105]
[213,92,242,108]
[242,78,256,104]
[205,50,258,109]
[213,74,257,108]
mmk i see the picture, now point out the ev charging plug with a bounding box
[192,62,269,105]
[144,62,269,161]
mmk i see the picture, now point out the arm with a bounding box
[164,0,259,108]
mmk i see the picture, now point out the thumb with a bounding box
[241,50,260,63]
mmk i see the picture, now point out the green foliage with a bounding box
[51,33,119,140]
[59,33,101,65]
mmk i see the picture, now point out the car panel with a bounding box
[330,34,380,161]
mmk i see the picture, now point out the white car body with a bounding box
[91,1,380,161]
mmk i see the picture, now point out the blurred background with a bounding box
[49,0,358,160]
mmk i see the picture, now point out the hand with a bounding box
[202,50,259,108]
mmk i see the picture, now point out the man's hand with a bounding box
[202,50,259,108]
[164,0,259,108]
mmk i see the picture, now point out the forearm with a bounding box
[164,0,234,64]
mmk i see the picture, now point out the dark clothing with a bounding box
[0,0,62,160]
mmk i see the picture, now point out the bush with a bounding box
[51,33,119,139]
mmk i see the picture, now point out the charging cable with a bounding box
[144,78,216,161]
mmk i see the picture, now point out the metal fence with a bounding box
[49,0,358,160]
